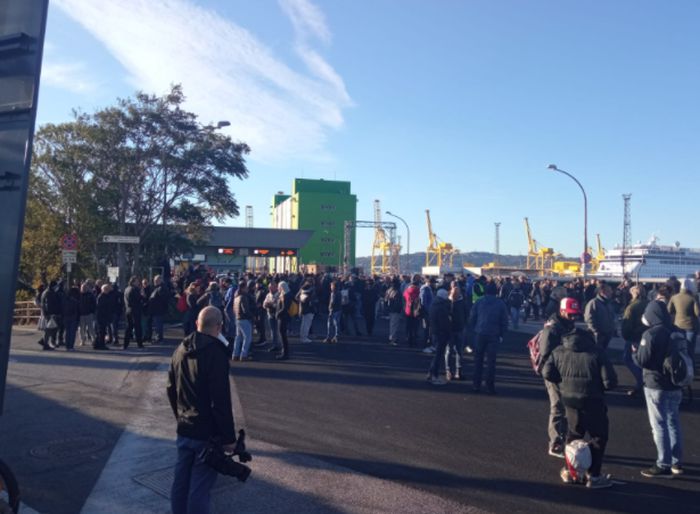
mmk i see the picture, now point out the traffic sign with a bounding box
[60,233,79,251]
[62,250,77,264]
[107,266,120,283]
[103,235,140,244]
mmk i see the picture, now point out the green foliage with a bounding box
[21,85,250,283]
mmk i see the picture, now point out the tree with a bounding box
[25,85,250,285]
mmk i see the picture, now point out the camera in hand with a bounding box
[199,429,253,482]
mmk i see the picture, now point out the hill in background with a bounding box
[355,251,532,274]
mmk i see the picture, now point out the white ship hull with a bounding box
[597,241,700,280]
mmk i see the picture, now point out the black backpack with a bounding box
[664,332,694,387]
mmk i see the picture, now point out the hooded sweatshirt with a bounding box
[634,300,679,391]
[166,331,236,444]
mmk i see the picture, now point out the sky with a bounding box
[40,0,700,259]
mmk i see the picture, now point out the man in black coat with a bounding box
[123,276,144,349]
[427,289,452,386]
[148,275,169,343]
[543,297,617,489]
[167,306,237,514]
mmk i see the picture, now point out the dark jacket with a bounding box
[149,285,169,316]
[584,294,616,344]
[384,286,403,314]
[469,294,509,337]
[62,294,79,321]
[166,332,236,444]
[507,288,525,309]
[296,285,316,316]
[538,313,575,374]
[542,327,617,408]
[124,285,142,315]
[41,288,62,317]
[96,293,112,325]
[450,297,467,332]
[79,292,96,316]
[634,300,680,391]
[233,291,254,321]
[621,297,648,342]
[429,295,452,337]
[276,291,293,320]
[328,290,342,313]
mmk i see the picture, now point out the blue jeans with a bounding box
[326,311,341,340]
[171,435,218,514]
[510,307,520,330]
[644,388,683,468]
[473,334,499,391]
[623,340,643,389]
[152,315,164,342]
[445,330,464,374]
[233,319,253,358]
[267,313,280,346]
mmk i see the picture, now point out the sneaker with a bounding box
[429,376,447,386]
[465,346,473,354]
[422,346,435,354]
[454,370,462,380]
[388,340,398,347]
[330,338,338,344]
[322,338,330,344]
[641,466,674,479]
[241,355,254,361]
[446,370,453,381]
[627,387,641,397]
[671,465,684,475]
[302,339,313,344]
[560,467,575,484]
[586,474,613,489]
[548,443,565,459]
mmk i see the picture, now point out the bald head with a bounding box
[196,306,223,336]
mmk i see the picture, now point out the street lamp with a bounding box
[547,164,589,279]
[385,211,410,271]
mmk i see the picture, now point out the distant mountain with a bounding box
[355,251,534,274]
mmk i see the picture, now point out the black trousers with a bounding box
[124,312,143,347]
[95,322,108,348]
[278,316,289,357]
[565,400,609,476]
[406,316,420,346]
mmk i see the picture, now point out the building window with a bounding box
[321,237,335,243]
[320,204,336,211]
[320,220,335,228]
[320,251,334,257]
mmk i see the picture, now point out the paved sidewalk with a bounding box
[80,363,487,514]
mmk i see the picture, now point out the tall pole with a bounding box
[494,222,501,266]
[547,165,589,280]
[622,194,632,279]
[386,211,410,271]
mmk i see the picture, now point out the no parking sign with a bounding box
[60,233,79,251]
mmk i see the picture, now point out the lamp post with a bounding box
[385,211,410,272]
[547,164,589,279]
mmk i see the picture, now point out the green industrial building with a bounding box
[272,179,357,271]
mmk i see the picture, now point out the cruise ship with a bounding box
[597,237,700,280]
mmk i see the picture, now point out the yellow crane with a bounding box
[425,209,455,268]
[371,200,400,274]
[523,217,556,274]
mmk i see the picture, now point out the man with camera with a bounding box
[167,306,238,514]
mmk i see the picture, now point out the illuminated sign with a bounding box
[253,249,270,256]
[218,248,236,255]
[279,249,297,256]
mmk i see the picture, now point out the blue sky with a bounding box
[40,0,700,258]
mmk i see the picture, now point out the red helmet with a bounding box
[560,297,582,315]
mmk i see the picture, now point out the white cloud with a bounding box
[42,61,98,94]
[53,0,352,163]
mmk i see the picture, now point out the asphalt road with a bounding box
[1,327,174,514]
[232,318,700,514]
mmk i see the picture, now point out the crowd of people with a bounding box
[35,264,698,492]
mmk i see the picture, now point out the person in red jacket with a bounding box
[403,275,421,347]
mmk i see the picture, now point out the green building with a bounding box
[272,179,357,270]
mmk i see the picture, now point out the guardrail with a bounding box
[13,301,41,326]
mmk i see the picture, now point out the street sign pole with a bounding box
[0,1,50,413]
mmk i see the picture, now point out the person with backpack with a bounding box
[296,280,316,344]
[542,297,617,489]
[384,278,403,346]
[445,281,467,381]
[403,275,421,347]
[668,278,699,373]
[537,298,575,459]
[621,285,648,397]
[635,286,686,478]
[506,284,525,331]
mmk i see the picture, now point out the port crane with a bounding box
[425,210,457,268]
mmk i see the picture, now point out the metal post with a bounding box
[386,211,410,271]
[0,0,50,412]
[548,165,589,280]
